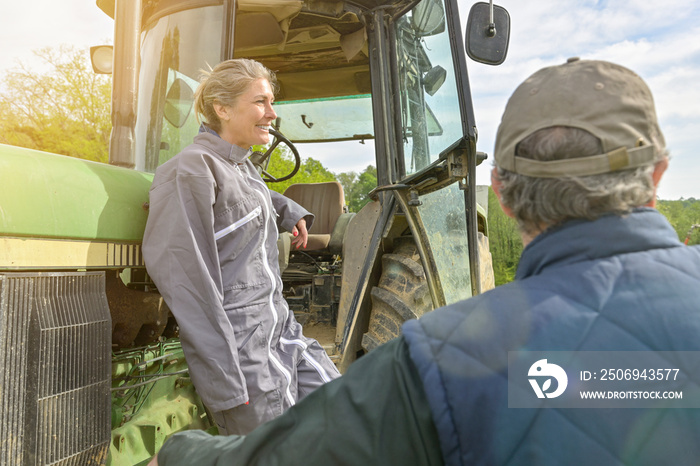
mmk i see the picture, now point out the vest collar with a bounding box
[517,209,681,279]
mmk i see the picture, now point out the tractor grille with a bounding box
[0,272,111,465]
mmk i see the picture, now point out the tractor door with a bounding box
[355,0,497,358]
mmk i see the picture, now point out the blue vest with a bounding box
[404,209,700,465]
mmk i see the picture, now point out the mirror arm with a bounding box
[487,0,496,37]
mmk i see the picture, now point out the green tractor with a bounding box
[0,0,508,463]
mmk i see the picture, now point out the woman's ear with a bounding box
[213,103,229,121]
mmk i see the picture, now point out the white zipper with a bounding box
[214,206,262,240]
[250,175,296,406]
[279,337,334,383]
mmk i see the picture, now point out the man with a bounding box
[150,59,700,465]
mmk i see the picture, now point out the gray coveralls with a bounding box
[142,131,340,435]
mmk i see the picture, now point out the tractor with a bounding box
[0,0,508,463]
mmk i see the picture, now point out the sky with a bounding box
[0,0,699,200]
[466,0,700,201]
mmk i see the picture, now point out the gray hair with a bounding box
[495,126,668,235]
[193,58,278,133]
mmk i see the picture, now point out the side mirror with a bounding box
[465,2,510,66]
[423,65,446,96]
[163,78,195,129]
[412,0,446,37]
[90,45,113,74]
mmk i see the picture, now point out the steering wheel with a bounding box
[250,128,301,183]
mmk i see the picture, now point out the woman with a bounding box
[142,59,340,435]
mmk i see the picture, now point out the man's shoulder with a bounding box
[402,282,535,365]
[404,244,700,359]
[405,281,531,333]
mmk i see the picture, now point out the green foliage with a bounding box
[0,45,111,162]
[337,165,377,213]
[484,194,700,287]
[486,187,523,286]
[263,146,337,194]
[656,198,700,245]
[261,142,377,214]
[336,171,356,200]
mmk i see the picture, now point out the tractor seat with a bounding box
[283,181,346,252]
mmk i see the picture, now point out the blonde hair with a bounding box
[193,58,278,133]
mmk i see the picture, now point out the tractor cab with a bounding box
[0,0,510,463]
[0,0,508,463]
[95,0,507,366]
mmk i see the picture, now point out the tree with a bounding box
[263,145,377,215]
[338,165,377,213]
[263,146,337,195]
[487,187,523,286]
[657,198,700,245]
[0,45,111,162]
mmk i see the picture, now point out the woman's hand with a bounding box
[291,218,308,249]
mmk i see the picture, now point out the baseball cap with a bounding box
[494,58,665,178]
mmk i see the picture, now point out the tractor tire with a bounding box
[361,237,433,352]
